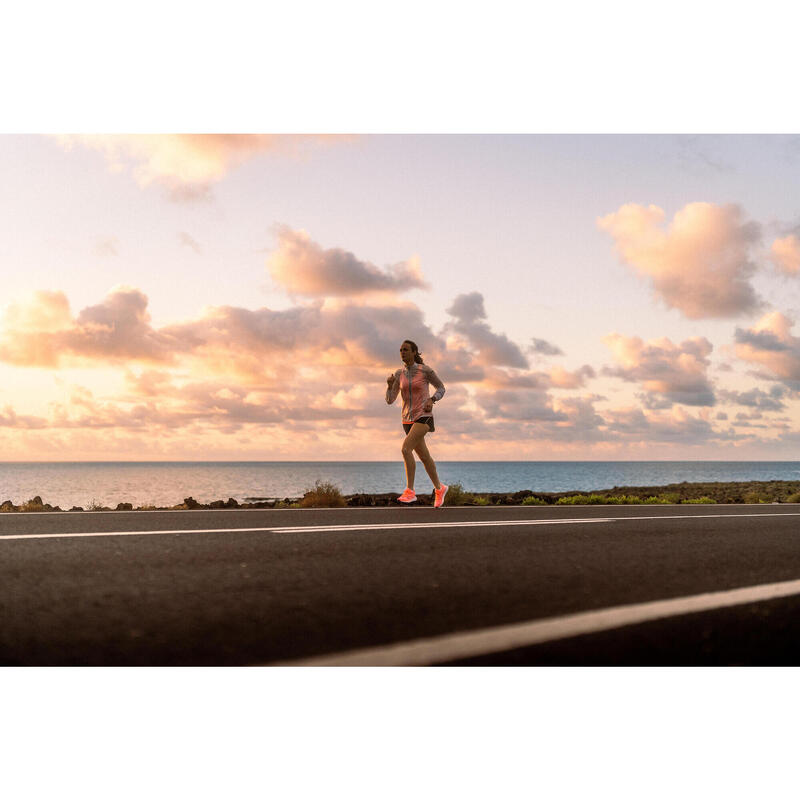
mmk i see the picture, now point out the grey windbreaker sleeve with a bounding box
[386,369,402,404]
[426,366,445,402]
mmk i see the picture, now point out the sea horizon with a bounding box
[2,460,800,509]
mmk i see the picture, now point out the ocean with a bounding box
[2,461,800,509]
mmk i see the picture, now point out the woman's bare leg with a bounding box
[413,431,441,490]
[401,423,428,489]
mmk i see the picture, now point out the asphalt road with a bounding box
[2,504,800,665]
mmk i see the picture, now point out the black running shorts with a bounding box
[403,416,434,434]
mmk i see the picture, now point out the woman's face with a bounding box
[400,342,414,363]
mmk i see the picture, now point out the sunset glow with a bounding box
[3,134,800,460]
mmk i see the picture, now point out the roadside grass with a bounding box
[554,492,715,505]
[21,497,45,512]
[299,480,346,508]
[522,496,548,505]
[682,496,716,504]
[555,494,627,505]
[743,491,774,504]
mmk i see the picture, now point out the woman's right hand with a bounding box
[386,374,396,388]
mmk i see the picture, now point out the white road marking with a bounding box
[1,510,799,541]
[0,517,613,541]
[277,577,800,666]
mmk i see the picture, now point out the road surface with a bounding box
[2,504,800,665]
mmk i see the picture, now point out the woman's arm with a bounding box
[425,366,445,406]
[386,370,401,404]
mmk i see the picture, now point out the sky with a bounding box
[3,133,800,460]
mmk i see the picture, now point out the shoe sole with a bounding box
[434,485,448,508]
[398,496,417,504]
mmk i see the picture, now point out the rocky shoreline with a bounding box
[3,479,800,512]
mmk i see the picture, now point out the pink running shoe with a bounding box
[398,488,417,504]
[434,484,448,508]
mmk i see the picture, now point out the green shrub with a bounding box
[472,496,490,506]
[682,496,715,504]
[522,496,548,505]
[555,494,608,505]
[444,483,474,505]
[743,491,771,504]
[21,497,45,512]
[643,495,670,504]
[299,481,346,508]
[604,495,647,504]
[786,492,800,504]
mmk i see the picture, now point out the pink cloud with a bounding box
[266,226,428,297]
[734,311,800,386]
[603,333,715,407]
[444,292,529,368]
[0,287,187,367]
[598,202,762,319]
[770,234,800,275]
[57,135,345,201]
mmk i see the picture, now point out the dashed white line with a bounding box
[277,577,800,666]
[0,517,612,541]
[1,511,799,541]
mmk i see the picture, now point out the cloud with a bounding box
[0,287,185,367]
[717,386,788,411]
[0,283,449,377]
[475,388,568,422]
[0,291,74,366]
[597,202,762,319]
[266,226,428,297]
[603,406,722,444]
[734,312,800,386]
[56,135,342,201]
[163,299,443,375]
[0,405,48,429]
[179,232,202,254]
[444,292,529,368]
[529,337,564,356]
[481,365,595,391]
[603,334,716,407]
[770,234,800,275]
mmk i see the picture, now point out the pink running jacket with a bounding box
[386,362,446,423]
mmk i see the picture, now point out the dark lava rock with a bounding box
[183,497,201,509]
[1,500,15,511]
[69,506,84,512]
[209,500,226,509]
[31,496,43,506]
[346,493,377,506]
[225,498,240,508]
[116,503,133,511]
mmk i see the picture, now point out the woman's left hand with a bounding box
[422,399,433,413]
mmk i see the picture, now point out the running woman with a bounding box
[385,339,448,508]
